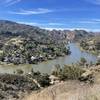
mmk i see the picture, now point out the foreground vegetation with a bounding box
[0,74,39,100]
[25,65,100,100]
[52,64,85,80]
[0,57,99,100]
[24,59,100,100]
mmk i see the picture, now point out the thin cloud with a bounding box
[77,21,100,24]
[70,19,100,24]
[60,8,91,11]
[44,27,100,32]
[4,0,21,6]
[92,19,100,22]
[48,23,65,26]
[10,8,53,15]
[17,21,65,26]
[44,27,89,31]
[84,0,100,5]
[10,8,91,16]
[17,21,100,32]
[56,8,97,12]
[44,27,67,30]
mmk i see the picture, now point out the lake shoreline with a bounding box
[0,43,97,74]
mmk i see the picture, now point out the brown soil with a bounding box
[24,65,100,100]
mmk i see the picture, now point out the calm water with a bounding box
[0,43,97,74]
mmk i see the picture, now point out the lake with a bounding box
[0,43,97,74]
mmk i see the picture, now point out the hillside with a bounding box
[24,65,100,100]
[0,20,94,65]
[0,20,93,41]
[0,20,67,43]
[0,20,70,64]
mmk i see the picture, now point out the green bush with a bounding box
[80,57,87,65]
[16,69,24,75]
[51,64,62,76]
[96,59,100,65]
[37,74,51,87]
[59,65,85,80]
[30,69,51,87]
[52,64,85,81]
[80,40,89,50]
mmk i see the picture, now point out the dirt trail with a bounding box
[24,81,100,100]
[24,65,100,100]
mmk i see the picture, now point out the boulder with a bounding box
[79,70,94,83]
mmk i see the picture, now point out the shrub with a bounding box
[51,64,62,76]
[37,74,51,87]
[59,65,85,80]
[52,64,85,81]
[30,69,51,87]
[96,59,100,65]
[80,57,87,65]
[80,40,89,50]
[16,69,24,75]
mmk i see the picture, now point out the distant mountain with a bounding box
[0,20,41,37]
[95,32,100,36]
[72,30,94,41]
[0,20,94,41]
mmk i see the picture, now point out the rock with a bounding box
[49,75,60,85]
[0,93,4,99]
[79,70,94,83]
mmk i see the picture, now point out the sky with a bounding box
[0,0,100,31]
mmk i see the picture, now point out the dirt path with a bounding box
[24,81,100,100]
[24,65,100,100]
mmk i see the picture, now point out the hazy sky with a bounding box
[0,0,100,31]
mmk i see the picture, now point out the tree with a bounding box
[96,59,100,65]
[51,64,62,76]
[16,69,24,75]
[37,74,51,87]
[80,40,89,50]
[80,57,87,65]
[95,41,100,50]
